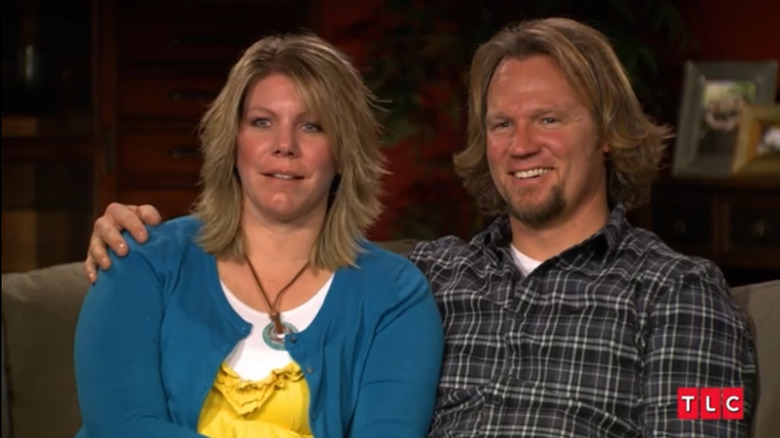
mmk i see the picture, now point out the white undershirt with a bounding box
[510,244,543,277]
[220,275,332,380]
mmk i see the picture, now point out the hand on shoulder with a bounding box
[85,203,162,283]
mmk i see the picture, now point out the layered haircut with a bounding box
[455,17,671,216]
[192,33,386,270]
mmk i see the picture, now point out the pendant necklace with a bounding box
[245,255,309,351]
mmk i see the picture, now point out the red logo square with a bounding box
[700,388,721,419]
[677,387,698,420]
[722,387,744,420]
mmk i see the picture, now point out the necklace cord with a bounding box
[245,256,309,334]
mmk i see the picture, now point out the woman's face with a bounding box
[235,73,336,226]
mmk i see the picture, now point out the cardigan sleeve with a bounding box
[74,236,205,438]
[349,263,444,437]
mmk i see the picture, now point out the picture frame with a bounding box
[732,104,780,176]
[672,61,778,178]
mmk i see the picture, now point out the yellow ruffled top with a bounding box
[197,361,312,438]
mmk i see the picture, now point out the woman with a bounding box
[74,33,444,438]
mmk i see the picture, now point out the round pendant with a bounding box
[262,321,298,351]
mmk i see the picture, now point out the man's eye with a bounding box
[541,117,557,124]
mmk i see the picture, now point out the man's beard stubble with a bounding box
[506,184,565,229]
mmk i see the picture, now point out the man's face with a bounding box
[485,55,608,228]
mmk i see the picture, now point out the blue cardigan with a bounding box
[74,216,443,437]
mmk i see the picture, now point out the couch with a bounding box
[2,243,779,437]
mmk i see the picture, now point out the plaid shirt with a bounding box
[408,206,756,437]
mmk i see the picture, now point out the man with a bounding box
[85,18,756,437]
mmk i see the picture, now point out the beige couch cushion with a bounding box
[731,280,780,438]
[2,262,88,437]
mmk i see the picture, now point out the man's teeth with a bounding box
[513,168,551,179]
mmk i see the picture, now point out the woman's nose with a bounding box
[273,127,298,157]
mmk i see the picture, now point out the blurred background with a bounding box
[2,0,779,285]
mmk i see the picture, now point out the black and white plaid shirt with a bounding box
[408,206,756,437]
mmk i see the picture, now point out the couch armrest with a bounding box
[731,280,780,438]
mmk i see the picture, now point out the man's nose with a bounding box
[508,123,541,157]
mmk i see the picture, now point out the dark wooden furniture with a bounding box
[2,0,314,272]
[94,0,314,219]
[646,177,780,286]
[2,0,94,272]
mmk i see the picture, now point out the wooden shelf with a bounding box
[1,136,94,162]
[648,177,780,286]
[657,176,780,190]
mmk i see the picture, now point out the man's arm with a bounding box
[85,203,162,282]
[640,262,757,437]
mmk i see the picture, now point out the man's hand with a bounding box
[85,203,162,283]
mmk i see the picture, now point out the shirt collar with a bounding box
[474,204,630,264]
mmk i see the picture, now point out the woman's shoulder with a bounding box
[355,240,419,273]
[336,242,440,335]
[130,215,200,246]
[120,215,205,264]
[96,216,212,296]
[349,241,431,297]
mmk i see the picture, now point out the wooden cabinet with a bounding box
[645,178,780,286]
[94,0,315,218]
[1,0,94,273]
[1,140,94,273]
[117,128,202,180]
[2,0,315,272]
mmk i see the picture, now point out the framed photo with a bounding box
[732,104,780,176]
[672,61,778,178]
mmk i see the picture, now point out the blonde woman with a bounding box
[74,33,443,438]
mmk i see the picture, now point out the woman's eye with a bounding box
[302,122,324,133]
[250,118,271,127]
[491,121,510,130]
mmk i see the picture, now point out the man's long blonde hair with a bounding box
[455,18,671,216]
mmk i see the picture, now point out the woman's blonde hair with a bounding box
[192,33,386,270]
[455,17,672,216]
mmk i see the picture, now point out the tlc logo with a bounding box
[677,388,743,420]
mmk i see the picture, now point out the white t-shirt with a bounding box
[220,275,333,380]
[510,244,543,276]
